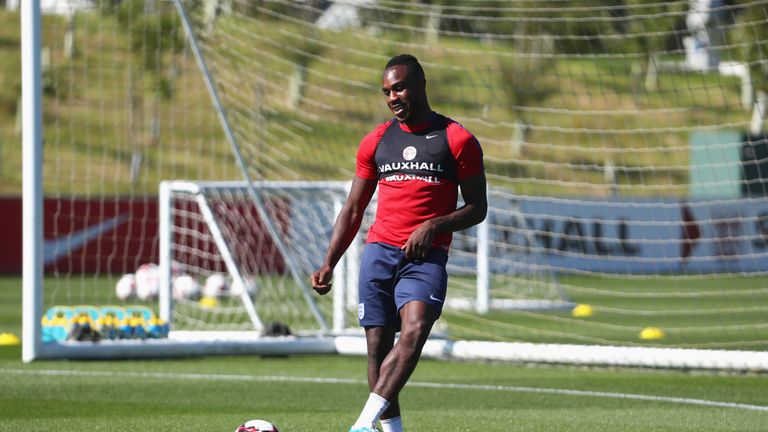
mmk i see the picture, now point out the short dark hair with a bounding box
[385,54,425,80]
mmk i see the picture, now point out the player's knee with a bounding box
[399,319,432,347]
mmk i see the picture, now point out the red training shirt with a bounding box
[355,113,484,252]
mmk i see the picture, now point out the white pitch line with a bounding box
[3,368,768,413]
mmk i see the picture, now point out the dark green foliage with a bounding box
[605,0,689,55]
[109,0,184,98]
[732,1,768,93]
[235,0,325,23]
[497,52,558,118]
[360,1,689,55]
[0,11,21,117]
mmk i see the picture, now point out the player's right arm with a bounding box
[311,175,377,295]
[312,122,386,295]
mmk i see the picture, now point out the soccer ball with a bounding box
[173,274,201,300]
[115,273,136,300]
[234,419,279,432]
[203,273,228,298]
[135,263,160,300]
[230,276,256,297]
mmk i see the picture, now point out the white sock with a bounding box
[380,416,402,432]
[353,393,390,427]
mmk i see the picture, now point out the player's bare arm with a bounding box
[311,175,377,295]
[402,171,487,261]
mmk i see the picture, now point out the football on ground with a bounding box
[235,419,280,432]
[135,263,160,300]
[115,273,136,300]
[173,274,201,300]
[230,276,257,297]
[203,273,228,298]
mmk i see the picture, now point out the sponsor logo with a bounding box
[358,303,365,320]
[378,161,444,173]
[43,215,129,265]
[403,146,417,161]
[425,134,438,140]
[383,174,441,184]
[429,294,444,303]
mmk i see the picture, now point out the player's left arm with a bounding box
[402,126,487,260]
[402,172,487,261]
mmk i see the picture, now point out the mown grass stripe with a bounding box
[4,368,767,413]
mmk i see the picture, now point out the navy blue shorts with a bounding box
[357,242,448,329]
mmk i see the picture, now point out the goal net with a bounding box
[159,180,346,335]
[20,0,768,368]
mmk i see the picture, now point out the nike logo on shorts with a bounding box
[429,294,444,303]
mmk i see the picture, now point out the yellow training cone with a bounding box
[639,326,665,340]
[199,296,219,309]
[571,304,593,318]
[0,333,21,346]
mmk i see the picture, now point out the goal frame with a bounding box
[21,0,43,364]
[158,179,353,335]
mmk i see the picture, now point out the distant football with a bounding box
[115,273,136,300]
[135,263,160,300]
[203,273,228,298]
[173,274,201,300]
[234,419,280,432]
[230,277,256,297]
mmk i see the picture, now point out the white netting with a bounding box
[164,181,347,334]
[24,0,768,358]
[183,0,768,349]
[162,181,573,335]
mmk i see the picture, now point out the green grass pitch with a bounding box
[1,276,767,431]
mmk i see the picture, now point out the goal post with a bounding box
[21,0,44,363]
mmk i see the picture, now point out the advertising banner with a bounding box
[457,195,768,274]
[2,194,767,275]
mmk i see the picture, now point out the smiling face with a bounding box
[382,64,429,125]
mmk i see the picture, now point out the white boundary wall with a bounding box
[28,333,768,372]
[336,337,768,371]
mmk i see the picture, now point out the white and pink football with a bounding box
[230,277,256,297]
[173,274,201,300]
[234,419,280,432]
[115,273,136,300]
[135,263,160,300]
[203,273,228,298]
